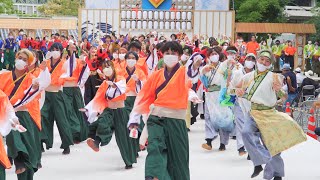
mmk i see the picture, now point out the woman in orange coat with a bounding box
[0,89,26,180]
[0,49,43,179]
[128,41,201,180]
[84,60,138,169]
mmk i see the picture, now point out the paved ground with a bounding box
[6,119,320,180]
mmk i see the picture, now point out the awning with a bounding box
[235,23,316,34]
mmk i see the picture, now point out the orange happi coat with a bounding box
[133,65,191,115]
[123,66,146,94]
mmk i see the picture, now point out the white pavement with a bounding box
[6,119,320,180]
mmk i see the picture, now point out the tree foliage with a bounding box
[0,0,14,14]
[235,0,287,23]
[308,1,320,41]
[37,0,81,16]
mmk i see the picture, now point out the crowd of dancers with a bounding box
[0,30,308,180]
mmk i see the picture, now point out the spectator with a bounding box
[294,67,305,86]
[246,35,260,55]
[282,64,298,106]
[4,32,16,70]
[284,40,296,69]
[271,40,283,71]
[301,70,319,97]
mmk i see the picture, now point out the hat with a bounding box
[282,64,291,70]
[258,49,275,63]
[305,70,314,77]
[294,67,301,73]
[245,53,256,59]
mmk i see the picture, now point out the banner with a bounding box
[195,0,229,11]
[142,0,172,10]
[85,0,119,9]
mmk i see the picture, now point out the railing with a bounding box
[12,0,47,4]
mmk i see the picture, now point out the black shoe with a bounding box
[191,117,196,125]
[41,145,45,153]
[251,165,263,178]
[218,143,226,151]
[200,114,205,119]
[238,146,247,156]
[273,177,282,180]
[247,155,251,160]
[145,176,153,180]
[231,136,236,140]
[62,147,70,155]
[125,165,133,169]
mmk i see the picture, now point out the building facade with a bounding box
[285,0,317,23]
[12,0,47,15]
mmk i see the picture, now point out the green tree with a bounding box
[0,0,14,14]
[37,0,82,16]
[235,0,287,23]
[308,1,320,41]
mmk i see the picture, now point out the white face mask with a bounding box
[308,41,312,45]
[210,55,219,63]
[256,62,271,72]
[126,59,137,68]
[103,67,113,77]
[9,36,14,39]
[113,53,119,59]
[227,55,235,60]
[245,61,255,69]
[51,51,61,59]
[119,54,125,60]
[15,59,27,70]
[223,46,228,50]
[164,55,179,68]
[181,54,189,62]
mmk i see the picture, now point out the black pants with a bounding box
[84,74,103,105]
[284,55,294,69]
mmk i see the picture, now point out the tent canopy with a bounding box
[235,23,316,34]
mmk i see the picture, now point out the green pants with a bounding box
[4,49,15,70]
[6,111,39,180]
[145,115,190,180]
[312,57,320,76]
[0,165,5,180]
[124,96,144,152]
[63,87,88,142]
[306,58,312,71]
[88,108,137,166]
[41,91,74,149]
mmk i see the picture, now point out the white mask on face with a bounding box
[119,54,126,60]
[308,41,312,45]
[164,55,179,68]
[227,55,235,60]
[245,61,255,69]
[15,59,27,70]
[103,67,113,77]
[113,53,119,59]
[51,51,61,59]
[181,54,189,62]
[210,55,219,63]
[126,59,137,68]
[256,62,271,72]
[223,45,228,50]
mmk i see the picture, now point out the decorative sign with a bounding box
[149,0,165,8]
[142,0,172,10]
